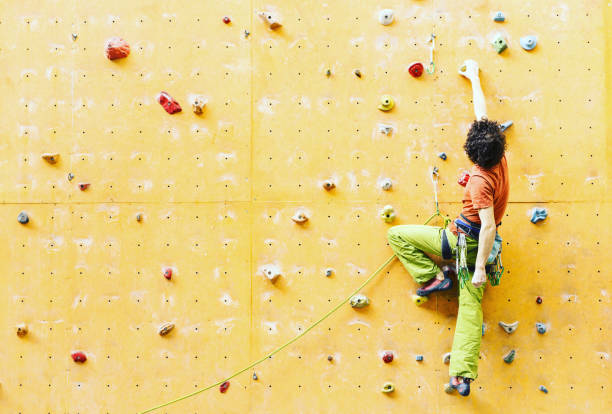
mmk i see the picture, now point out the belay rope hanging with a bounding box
[137,167,479,413]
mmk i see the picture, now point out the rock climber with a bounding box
[386,59,509,396]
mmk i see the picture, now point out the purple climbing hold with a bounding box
[539,385,548,393]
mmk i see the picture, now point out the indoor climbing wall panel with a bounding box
[0,1,610,413]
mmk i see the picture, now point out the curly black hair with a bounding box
[463,118,507,169]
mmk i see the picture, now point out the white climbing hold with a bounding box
[258,11,282,29]
[442,352,451,364]
[520,35,538,51]
[380,178,393,191]
[380,205,396,223]
[378,9,394,26]
[191,95,207,115]
[350,294,370,308]
[158,322,175,336]
[262,264,282,283]
[498,321,519,334]
[291,211,309,224]
[379,124,394,135]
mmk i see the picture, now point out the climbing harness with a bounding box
[426,34,436,74]
[138,166,448,413]
[454,214,504,287]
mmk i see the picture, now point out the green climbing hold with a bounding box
[503,349,516,364]
[492,35,508,53]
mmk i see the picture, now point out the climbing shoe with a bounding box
[457,378,472,396]
[448,377,471,396]
[416,266,455,297]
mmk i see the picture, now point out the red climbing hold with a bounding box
[219,381,230,393]
[382,351,394,363]
[157,91,182,114]
[223,16,231,24]
[163,268,173,280]
[458,171,470,187]
[78,183,90,191]
[408,62,424,78]
[71,351,87,363]
[105,37,130,60]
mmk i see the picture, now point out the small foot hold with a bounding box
[503,349,516,363]
[536,322,547,334]
[498,320,518,334]
[530,208,548,224]
[381,382,395,393]
[350,294,370,308]
[412,294,428,306]
[500,120,513,132]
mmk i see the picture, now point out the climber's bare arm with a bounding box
[459,60,487,121]
[472,206,495,288]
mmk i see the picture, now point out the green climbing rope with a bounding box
[138,254,396,414]
[138,168,448,414]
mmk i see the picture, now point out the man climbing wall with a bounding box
[386,59,509,397]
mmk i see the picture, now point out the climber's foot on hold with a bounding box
[449,376,472,397]
[417,267,454,297]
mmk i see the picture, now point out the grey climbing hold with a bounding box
[503,349,516,364]
[442,352,451,364]
[354,69,362,78]
[492,34,508,53]
[438,152,447,161]
[325,268,334,277]
[244,30,250,38]
[17,212,29,224]
[68,172,74,181]
[381,382,395,393]
[252,372,258,380]
[539,385,548,393]
[380,205,396,223]
[349,294,370,308]
[325,69,331,77]
[520,35,538,51]
[416,355,423,362]
[493,11,505,22]
[72,33,78,41]
[482,323,485,336]
[498,321,518,334]
[536,322,547,334]
[136,213,143,222]
[531,208,548,223]
[500,121,513,132]
[327,355,333,362]
[378,9,394,26]
[380,178,393,191]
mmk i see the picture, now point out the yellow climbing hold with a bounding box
[377,95,395,111]
[412,294,428,306]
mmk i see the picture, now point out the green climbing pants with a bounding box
[387,225,485,380]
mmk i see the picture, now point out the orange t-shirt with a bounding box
[449,155,509,236]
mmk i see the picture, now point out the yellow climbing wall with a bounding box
[0,0,610,413]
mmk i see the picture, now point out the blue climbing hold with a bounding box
[531,208,548,223]
[17,211,29,224]
[539,385,548,393]
[500,120,513,132]
[482,323,485,336]
[493,11,505,22]
[520,35,538,51]
[438,152,447,161]
[416,355,423,361]
[536,322,547,334]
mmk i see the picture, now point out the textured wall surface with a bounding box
[0,1,610,413]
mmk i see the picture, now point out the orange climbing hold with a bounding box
[157,91,182,114]
[163,268,173,280]
[105,37,130,60]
